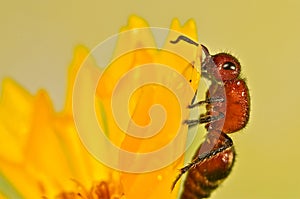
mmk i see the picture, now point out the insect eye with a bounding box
[212,53,241,81]
[222,62,236,71]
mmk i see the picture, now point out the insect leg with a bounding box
[184,112,224,128]
[188,97,224,109]
[171,132,233,191]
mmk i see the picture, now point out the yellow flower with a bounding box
[0,15,200,199]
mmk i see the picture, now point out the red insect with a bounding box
[170,36,250,198]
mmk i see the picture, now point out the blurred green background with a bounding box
[1,0,299,198]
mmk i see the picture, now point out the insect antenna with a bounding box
[170,35,199,46]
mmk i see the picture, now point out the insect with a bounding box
[170,35,250,198]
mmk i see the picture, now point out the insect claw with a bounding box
[187,101,206,109]
[171,173,183,191]
[190,89,198,105]
[183,119,198,128]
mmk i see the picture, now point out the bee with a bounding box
[170,35,250,198]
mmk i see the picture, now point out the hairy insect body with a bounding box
[170,35,250,199]
[206,79,250,134]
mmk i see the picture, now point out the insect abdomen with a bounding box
[181,133,235,199]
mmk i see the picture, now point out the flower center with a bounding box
[54,180,124,199]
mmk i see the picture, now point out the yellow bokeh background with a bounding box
[1,1,300,199]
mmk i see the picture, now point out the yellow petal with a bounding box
[170,18,198,41]
[23,90,76,191]
[120,15,150,32]
[64,45,90,115]
[0,78,34,163]
[114,17,201,199]
[0,159,40,198]
[0,15,201,199]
